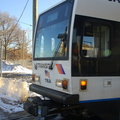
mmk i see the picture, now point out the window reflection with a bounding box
[35,21,68,58]
[82,22,111,58]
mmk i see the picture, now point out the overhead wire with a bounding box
[13,0,30,29]
[0,14,32,27]
[19,21,32,27]
[8,0,30,39]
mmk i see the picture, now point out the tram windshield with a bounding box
[34,1,73,59]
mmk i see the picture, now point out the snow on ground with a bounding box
[0,93,24,113]
[0,61,32,114]
[2,61,32,74]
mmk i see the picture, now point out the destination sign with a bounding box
[108,0,120,3]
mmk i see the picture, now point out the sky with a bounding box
[0,0,62,30]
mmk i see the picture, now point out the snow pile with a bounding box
[2,61,14,71]
[0,61,33,115]
[0,93,24,113]
[0,91,41,114]
[2,61,32,74]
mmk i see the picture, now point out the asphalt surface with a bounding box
[0,109,39,120]
[0,108,102,120]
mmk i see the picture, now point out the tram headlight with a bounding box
[56,80,62,88]
[80,80,87,90]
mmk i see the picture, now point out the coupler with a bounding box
[23,96,51,117]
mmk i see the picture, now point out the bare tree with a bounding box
[0,11,32,60]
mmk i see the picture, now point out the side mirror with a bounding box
[57,33,67,41]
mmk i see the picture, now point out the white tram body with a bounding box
[24,0,120,119]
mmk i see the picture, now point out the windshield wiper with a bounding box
[49,33,67,70]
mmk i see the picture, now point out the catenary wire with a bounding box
[8,0,30,39]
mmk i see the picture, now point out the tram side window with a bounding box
[82,22,110,58]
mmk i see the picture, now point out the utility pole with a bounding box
[32,0,38,48]
[0,40,2,77]
[22,31,25,60]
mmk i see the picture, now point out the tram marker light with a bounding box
[32,74,40,82]
[62,79,68,90]
[56,79,69,90]
[80,80,87,90]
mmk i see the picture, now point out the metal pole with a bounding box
[0,40,2,77]
[32,0,38,49]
